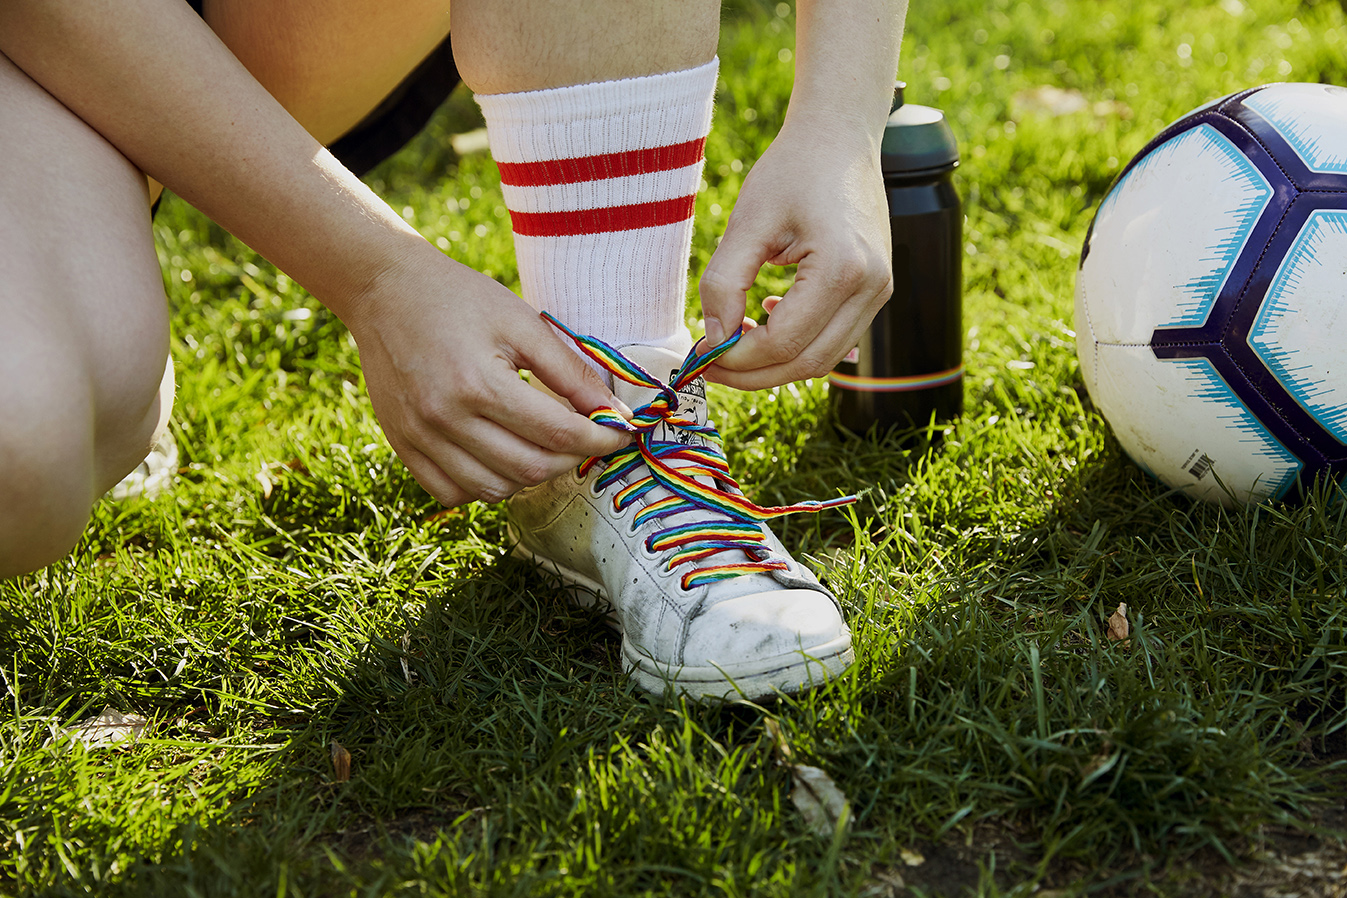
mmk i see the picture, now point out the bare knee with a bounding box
[95,354,175,493]
[0,343,170,580]
[0,50,172,577]
[0,391,99,578]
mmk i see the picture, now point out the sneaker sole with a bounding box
[509,533,854,700]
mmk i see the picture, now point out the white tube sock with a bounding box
[476,59,718,365]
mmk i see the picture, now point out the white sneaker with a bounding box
[108,431,179,502]
[508,335,854,700]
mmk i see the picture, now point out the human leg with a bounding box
[453,4,854,699]
[450,2,719,94]
[0,51,171,578]
[455,1,721,361]
[200,0,453,148]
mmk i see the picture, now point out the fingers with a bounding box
[704,310,853,389]
[519,317,635,429]
[699,219,770,347]
[706,277,890,391]
[354,257,643,509]
[716,252,890,372]
[700,199,891,380]
[707,237,892,387]
[401,411,588,505]
[421,366,637,503]
[390,354,634,506]
[487,373,633,458]
[392,439,482,508]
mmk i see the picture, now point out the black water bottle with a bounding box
[832,83,963,436]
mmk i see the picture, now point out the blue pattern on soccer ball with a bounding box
[1076,82,1347,505]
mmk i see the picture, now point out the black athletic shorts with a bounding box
[153,1,460,213]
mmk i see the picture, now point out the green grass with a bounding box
[3,0,1347,895]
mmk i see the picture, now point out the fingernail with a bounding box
[612,396,635,419]
[704,317,725,346]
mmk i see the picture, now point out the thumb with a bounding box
[699,226,768,346]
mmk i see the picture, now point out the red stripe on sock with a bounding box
[509,195,696,237]
[497,138,706,187]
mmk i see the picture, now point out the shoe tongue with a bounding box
[608,344,766,576]
[612,344,713,448]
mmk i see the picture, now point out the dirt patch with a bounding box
[866,797,1346,897]
[322,805,480,863]
[865,820,1038,897]
[1201,801,1347,898]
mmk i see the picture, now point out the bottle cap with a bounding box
[881,82,959,176]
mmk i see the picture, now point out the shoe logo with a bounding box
[656,372,711,447]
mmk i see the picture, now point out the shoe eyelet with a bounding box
[639,547,678,584]
[587,479,604,499]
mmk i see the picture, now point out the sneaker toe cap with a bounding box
[684,589,848,666]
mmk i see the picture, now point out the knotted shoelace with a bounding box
[543,312,859,590]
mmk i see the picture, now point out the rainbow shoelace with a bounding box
[543,312,859,590]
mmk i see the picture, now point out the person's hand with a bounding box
[698,118,893,389]
[344,245,633,507]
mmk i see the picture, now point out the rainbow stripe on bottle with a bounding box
[829,364,964,392]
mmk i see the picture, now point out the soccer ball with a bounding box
[1075,82,1347,505]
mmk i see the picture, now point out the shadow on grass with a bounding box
[820,424,1347,895]
[5,387,1343,897]
[75,546,854,896]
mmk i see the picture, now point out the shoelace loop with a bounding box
[543,313,859,589]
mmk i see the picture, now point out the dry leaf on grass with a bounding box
[331,740,351,782]
[1107,603,1130,642]
[790,765,851,836]
[1081,748,1120,786]
[65,707,148,748]
[399,632,414,685]
[765,718,851,836]
[899,846,926,867]
[256,460,308,500]
[764,718,794,761]
[873,870,907,893]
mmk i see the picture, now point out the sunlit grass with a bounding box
[2,1,1345,895]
